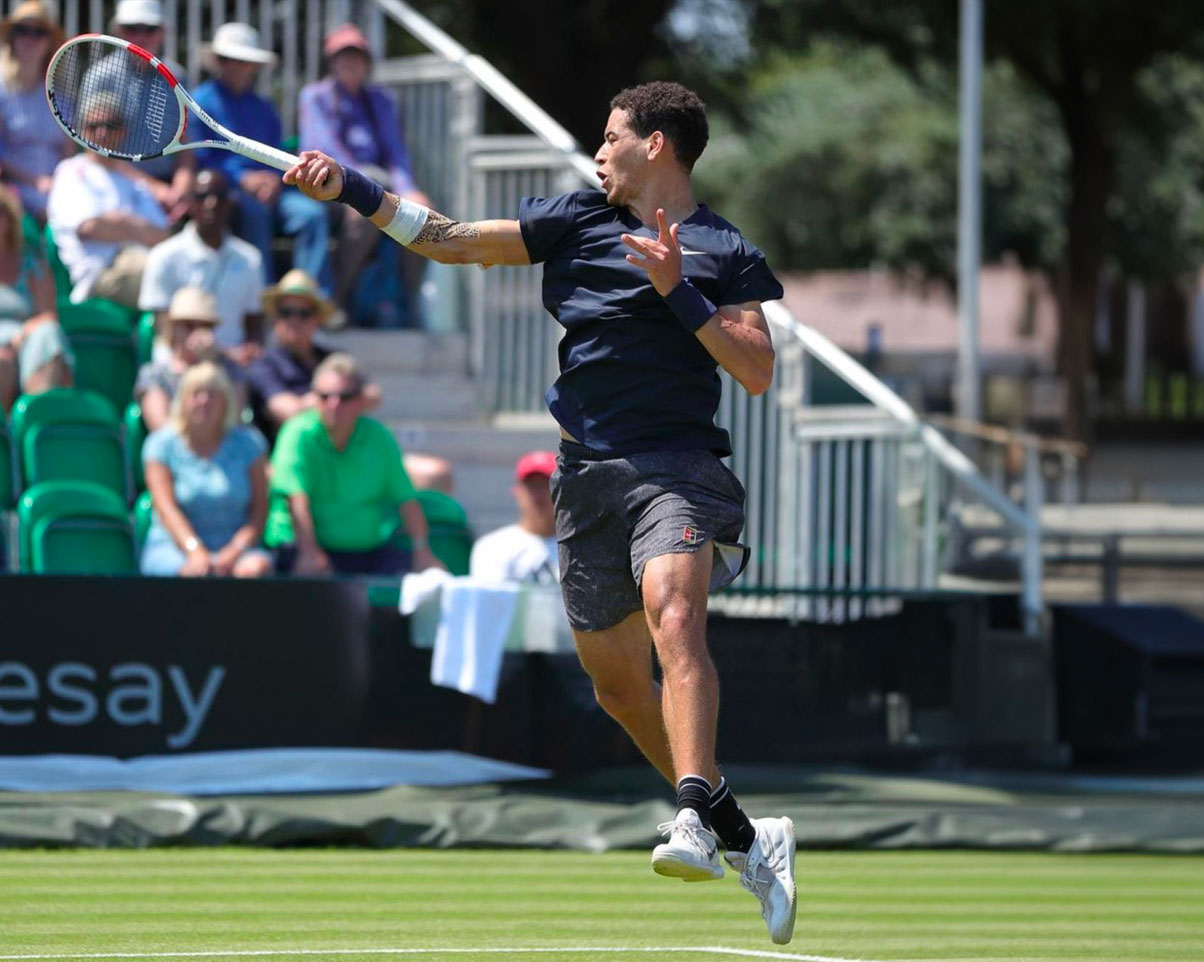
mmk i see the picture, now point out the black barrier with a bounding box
[0,575,371,755]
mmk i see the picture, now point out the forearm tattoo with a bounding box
[412,210,481,245]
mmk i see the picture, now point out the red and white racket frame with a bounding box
[46,34,300,171]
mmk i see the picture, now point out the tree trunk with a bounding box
[1055,93,1114,442]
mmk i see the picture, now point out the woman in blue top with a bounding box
[142,360,273,577]
[0,2,72,222]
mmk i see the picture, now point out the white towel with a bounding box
[399,567,456,615]
[430,580,521,703]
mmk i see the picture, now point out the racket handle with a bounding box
[228,134,301,172]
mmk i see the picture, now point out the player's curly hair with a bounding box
[609,82,708,172]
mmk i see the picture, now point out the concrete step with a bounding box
[386,416,562,535]
[372,373,485,422]
[325,329,469,375]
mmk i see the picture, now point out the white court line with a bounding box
[0,947,895,962]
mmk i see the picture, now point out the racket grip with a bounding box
[229,135,301,172]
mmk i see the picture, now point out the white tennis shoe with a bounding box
[724,816,797,944]
[651,808,724,881]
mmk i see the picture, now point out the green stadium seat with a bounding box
[124,402,148,492]
[136,311,156,366]
[0,420,17,510]
[17,479,137,574]
[43,224,137,318]
[412,489,473,576]
[64,310,139,414]
[11,388,129,501]
[133,489,153,550]
[58,298,137,332]
[0,421,17,570]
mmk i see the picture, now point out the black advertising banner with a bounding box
[0,575,371,756]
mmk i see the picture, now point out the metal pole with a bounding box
[957,0,983,424]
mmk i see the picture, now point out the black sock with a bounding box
[675,774,712,826]
[709,777,757,853]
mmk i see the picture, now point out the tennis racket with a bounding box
[45,34,299,171]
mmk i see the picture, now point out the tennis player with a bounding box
[286,81,796,945]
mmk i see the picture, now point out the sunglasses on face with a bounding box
[276,306,316,320]
[85,119,125,133]
[190,190,229,202]
[122,24,162,34]
[10,24,49,39]
[316,389,361,403]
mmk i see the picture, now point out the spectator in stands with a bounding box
[244,268,364,438]
[141,360,272,578]
[83,0,195,221]
[139,170,265,364]
[194,23,331,291]
[135,286,245,432]
[46,93,171,306]
[470,451,559,584]
[298,24,430,325]
[0,185,73,411]
[265,353,442,575]
[0,2,71,222]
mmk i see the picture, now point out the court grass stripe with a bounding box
[0,949,892,962]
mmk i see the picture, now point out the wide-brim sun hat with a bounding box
[167,287,222,326]
[0,1,64,48]
[261,269,336,325]
[113,0,164,27]
[203,21,278,69]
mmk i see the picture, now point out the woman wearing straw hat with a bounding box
[0,1,71,221]
[135,286,246,432]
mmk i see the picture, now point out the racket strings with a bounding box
[48,42,180,159]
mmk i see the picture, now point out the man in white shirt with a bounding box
[470,451,559,584]
[46,95,170,306]
[139,169,265,364]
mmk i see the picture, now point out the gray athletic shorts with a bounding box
[551,441,750,632]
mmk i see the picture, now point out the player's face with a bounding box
[119,23,164,55]
[594,108,648,206]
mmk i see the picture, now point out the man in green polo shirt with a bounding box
[266,352,443,575]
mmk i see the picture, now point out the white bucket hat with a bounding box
[204,22,277,67]
[113,0,164,27]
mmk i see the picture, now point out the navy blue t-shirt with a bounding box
[519,189,783,457]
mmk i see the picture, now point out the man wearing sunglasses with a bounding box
[81,0,194,219]
[244,268,379,442]
[139,169,265,365]
[265,352,443,576]
[47,93,170,307]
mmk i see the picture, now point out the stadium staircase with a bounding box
[328,329,559,535]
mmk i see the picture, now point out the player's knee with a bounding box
[648,599,705,647]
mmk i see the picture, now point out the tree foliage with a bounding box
[693,46,1066,281]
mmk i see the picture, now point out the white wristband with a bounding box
[382,195,430,247]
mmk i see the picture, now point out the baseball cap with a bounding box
[515,451,557,482]
[324,24,370,58]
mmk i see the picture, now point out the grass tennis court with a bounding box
[1,849,1201,962]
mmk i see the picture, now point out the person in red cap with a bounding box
[298,24,431,325]
[470,451,559,584]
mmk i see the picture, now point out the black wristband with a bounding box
[335,164,385,218]
[663,279,717,333]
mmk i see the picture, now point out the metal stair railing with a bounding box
[368,0,1045,631]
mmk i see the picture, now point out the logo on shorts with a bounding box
[682,525,700,545]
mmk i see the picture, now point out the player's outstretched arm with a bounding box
[284,150,530,267]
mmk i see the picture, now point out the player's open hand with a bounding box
[283,149,343,202]
[621,208,682,296]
